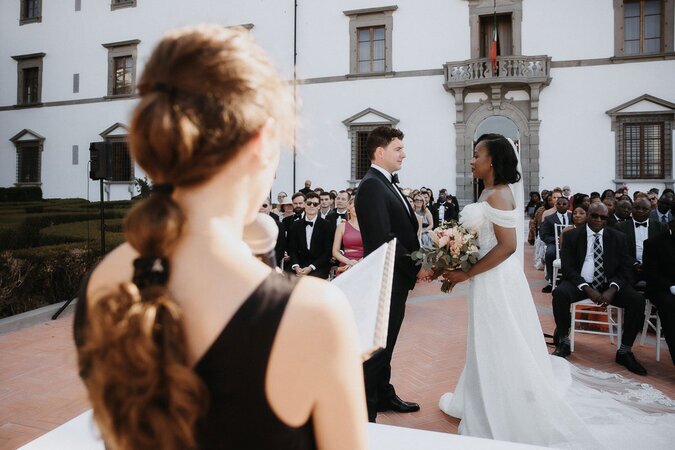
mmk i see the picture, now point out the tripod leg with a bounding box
[51,297,75,320]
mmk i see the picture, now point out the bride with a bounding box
[438,133,675,449]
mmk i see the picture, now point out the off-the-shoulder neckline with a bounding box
[477,201,517,213]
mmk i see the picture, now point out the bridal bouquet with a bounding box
[410,220,480,293]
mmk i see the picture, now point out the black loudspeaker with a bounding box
[89,141,112,180]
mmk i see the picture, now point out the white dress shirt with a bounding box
[291,215,317,271]
[334,209,348,225]
[370,163,411,215]
[578,226,620,291]
[633,218,649,263]
[557,212,568,226]
[438,204,446,221]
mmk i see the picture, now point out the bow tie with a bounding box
[635,221,647,228]
[390,173,400,185]
[304,220,314,227]
[337,213,347,219]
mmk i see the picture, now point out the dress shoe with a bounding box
[616,351,647,376]
[552,342,571,358]
[541,284,553,293]
[377,395,420,413]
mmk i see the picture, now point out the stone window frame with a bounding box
[100,123,134,184]
[613,0,674,57]
[468,0,522,59]
[111,0,136,11]
[342,108,399,184]
[607,95,675,184]
[11,52,45,106]
[20,0,42,25]
[343,5,397,77]
[10,129,45,186]
[102,40,140,98]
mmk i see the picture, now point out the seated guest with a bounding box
[299,179,312,195]
[642,205,675,365]
[282,192,306,233]
[318,191,333,219]
[600,189,615,202]
[551,203,647,375]
[326,190,350,227]
[332,197,364,276]
[560,204,587,247]
[287,192,334,279]
[279,198,295,218]
[525,191,542,218]
[272,191,287,215]
[430,191,460,228]
[540,196,572,293]
[604,197,618,226]
[615,197,668,284]
[562,185,572,199]
[571,193,590,210]
[647,191,659,210]
[541,188,562,221]
[73,25,366,450]
[650,194,673,224]
[590,191,601,203]
[613,199,633,224]
[413,193,434,247]
[260,198,285,266]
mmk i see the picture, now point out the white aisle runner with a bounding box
[19,410,547,450]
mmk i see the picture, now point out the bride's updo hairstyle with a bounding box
[475,133,521,185]
[76,25,293,450]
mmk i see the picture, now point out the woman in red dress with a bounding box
[332,197,364,275]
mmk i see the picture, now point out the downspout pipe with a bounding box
[292,0,298,192]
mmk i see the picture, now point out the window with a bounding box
[344,6,397,75]
[10,129,45,185]
[614,0,673,56]
[102,40,139,97]
[107,139,133,181]
[607,94,674,182]
[479,14,512,58]
[623,123,664,178]
[624,0,662,54]
[20,0,41,25]
[357,26,386,73]
[342,108,399,183]
[111,0,136,10]
[11,53,44,106]
[113,56,133,95]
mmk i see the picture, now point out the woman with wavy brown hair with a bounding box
[73,25,367,450]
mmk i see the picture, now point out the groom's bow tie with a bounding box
[390,173,400,185]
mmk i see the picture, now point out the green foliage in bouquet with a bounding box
[410,220,479,293]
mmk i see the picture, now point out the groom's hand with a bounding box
[444,269,470,284]
[417,267,433,281]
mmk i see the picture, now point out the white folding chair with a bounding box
[551,223,567,290]
[640,299,666,362]
[570,300,623,352]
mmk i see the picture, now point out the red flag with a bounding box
[490,13,498,73]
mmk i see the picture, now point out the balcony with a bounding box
[443,55,551,90]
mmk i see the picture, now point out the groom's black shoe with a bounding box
[377,395,420,413]
[552,342,571,358]
[616,351,647,376]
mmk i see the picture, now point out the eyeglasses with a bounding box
[305,201,319,207]
[589,213,609,220]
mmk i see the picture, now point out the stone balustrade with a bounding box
[443,55,551,89]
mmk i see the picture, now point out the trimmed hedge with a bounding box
[0,186,43,202]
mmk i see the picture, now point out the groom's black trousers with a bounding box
[552,281,645,347]
[363,287,409,422]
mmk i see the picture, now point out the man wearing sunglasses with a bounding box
[287,192,333,279]
[552,203,647,375]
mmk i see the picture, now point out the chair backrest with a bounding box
[554,223,568,259]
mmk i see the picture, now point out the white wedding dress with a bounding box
[439,201,675,449]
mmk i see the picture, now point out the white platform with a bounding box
[19,410,547,449]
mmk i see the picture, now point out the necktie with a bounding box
[635,221,647,228]
[391,173,400,184]
[561,214,566,226]
[591,233,605,290]
[304,220,313,227]
[662,214,668,223]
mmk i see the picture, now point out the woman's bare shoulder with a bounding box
[87,243,137,300]
[485,187,516,211]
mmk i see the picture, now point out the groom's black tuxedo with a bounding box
[355,166,421,421]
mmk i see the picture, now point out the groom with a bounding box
[355,126,427,422]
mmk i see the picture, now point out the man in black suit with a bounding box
[540,196,572,293]
[642,204,675,365]
[551,203,647,375]
[325,190,350,228]
[615,197,668,284]
[299,179,313,195]
[286,192,333,279]
[355,126,428,422]
[429,191,459,228]
[650,193,673,224]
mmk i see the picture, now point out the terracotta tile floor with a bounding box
[1,245,673,449]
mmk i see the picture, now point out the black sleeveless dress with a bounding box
[73,272,317,450]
